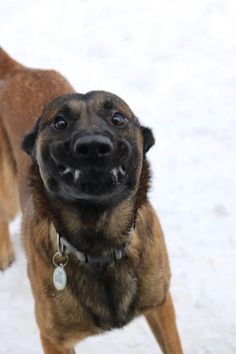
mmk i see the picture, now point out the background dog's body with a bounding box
[0,49,183,354]
[0,48,74,269]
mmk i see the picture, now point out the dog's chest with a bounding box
[67,263,139,330]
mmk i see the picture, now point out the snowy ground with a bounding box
[1,0,236,353]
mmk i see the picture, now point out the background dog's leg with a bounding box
[0,222,15,270]
[0,119,19,270]
[145,292,183,354]
[41,334,76,354]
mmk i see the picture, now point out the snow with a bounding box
[1,0,236,353]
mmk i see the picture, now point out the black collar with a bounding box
[55,227,134,266]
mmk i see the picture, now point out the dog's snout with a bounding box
[74,135,113,159]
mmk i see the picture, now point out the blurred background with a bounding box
[1,0,236,353]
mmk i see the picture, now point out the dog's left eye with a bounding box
[53,116,68,131]
[111,113,126,127]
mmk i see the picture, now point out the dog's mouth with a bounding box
[52,161,127,198]
[44,135,132,202]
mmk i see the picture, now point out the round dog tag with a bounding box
[53,265,67,291]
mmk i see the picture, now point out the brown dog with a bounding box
[0,48,183,354]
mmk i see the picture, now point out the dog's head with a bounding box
[22,91,154,207]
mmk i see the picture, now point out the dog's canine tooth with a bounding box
[111,168,118,178]
[62,167,72,175]
[111,168,119,183]
[74,169,80,182]
[118,166,125,176]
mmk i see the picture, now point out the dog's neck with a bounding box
[51,195,136,256]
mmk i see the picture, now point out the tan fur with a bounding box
[0,118,19,269]
[0,48,183,354]
[146,292,183,354]
[0,222,15,270]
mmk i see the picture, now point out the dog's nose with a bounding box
[74,135,113,159]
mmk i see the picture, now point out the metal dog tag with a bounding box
[53,264,67,291]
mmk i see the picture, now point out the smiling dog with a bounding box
[0,48,183,354]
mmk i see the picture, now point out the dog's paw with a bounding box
[0,240,15,271]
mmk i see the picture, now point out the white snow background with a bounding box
[1,0,236,353]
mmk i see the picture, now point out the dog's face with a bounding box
[23,91,154,207]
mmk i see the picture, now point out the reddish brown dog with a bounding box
[0,48,183,354]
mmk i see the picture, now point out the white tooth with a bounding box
[112,168,118,178]
[62,167,71,175]
[118,166,125,176]
[74,169,80,182]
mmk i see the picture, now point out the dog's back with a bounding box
[0,48,74,269]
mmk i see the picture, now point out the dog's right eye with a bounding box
[53,116,68,131]
[111,113,126,127]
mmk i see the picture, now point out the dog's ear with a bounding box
[141,126,155,153]
[22,117,41,160]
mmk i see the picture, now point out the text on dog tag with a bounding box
[53,265,67,291]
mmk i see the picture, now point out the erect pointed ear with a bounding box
[21,117,41,160]
[141,126,155,153]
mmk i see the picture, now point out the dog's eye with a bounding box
[53,116,68,131]
[111,113,126,127]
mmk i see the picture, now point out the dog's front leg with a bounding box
[40,334,76,354]
[0,222,15,270]
[145,292,183,354]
